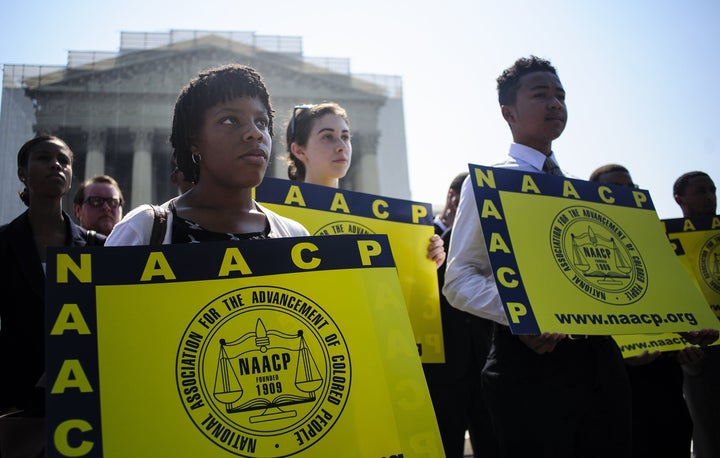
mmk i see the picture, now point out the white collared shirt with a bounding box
[442,143,564,324]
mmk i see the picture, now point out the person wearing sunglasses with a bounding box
[590,164,717,458]
[286,102,352,188]
[285,102,445,268]
[73,174,125,236]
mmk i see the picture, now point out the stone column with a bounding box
[355,132,381,194]
[357,153,380,194]
[84,128,107,179]
[131,128,154,208]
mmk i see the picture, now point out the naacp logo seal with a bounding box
[314,220,375,236]
[550,206,648,305]
[176,286,351,457]
[698,233,720,294]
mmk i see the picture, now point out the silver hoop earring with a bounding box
[191,154,201,165]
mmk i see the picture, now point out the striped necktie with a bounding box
[543,156,564,176]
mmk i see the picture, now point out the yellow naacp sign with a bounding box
[469,164,719,335]
[612,333,694,358]
[255,177,443,363]
[613,216,720,357]
[664,215,720,319]
[45,236,442,457]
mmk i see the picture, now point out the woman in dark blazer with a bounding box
[0,135,104,415]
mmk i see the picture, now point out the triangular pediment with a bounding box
[24,34,386,102]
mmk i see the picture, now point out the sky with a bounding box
[1,0,718,219]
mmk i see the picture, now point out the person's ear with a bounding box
[73,203,82,220]
[674,194,685,208]
[501,105,516,124]
[17,167,27,184]
[290,142,308,164]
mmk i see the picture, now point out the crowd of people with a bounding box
[440,57,719,458]
[1,57,718,458]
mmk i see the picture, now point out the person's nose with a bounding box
[335,138,349,153]
[243,124,264,142]
[548,96,564,110]
[100,201,113,211]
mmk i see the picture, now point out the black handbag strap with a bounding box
[149,205,169,245]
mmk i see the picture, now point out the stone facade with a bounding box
[0,30,410,223]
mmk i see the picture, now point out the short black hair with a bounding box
[497,56,558,106]
[17,135,72,206]
[170,64,273,183]
[589,164,630,182]
[673,171,712,197]
[17,135,69,168]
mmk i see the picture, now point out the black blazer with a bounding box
[0,210,104,412]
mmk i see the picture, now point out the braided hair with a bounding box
[170,64,273,183]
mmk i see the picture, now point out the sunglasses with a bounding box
[84,196,122,208]
[289,104,315,142]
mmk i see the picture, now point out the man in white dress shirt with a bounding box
[443,56,631,458]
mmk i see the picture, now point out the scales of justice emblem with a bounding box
[177,286,351,455]
[214,318,323,423]
[699,233,720,294]
[570,226,631,283]
[551,206,647,305]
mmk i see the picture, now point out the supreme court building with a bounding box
[0,30,410,223]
